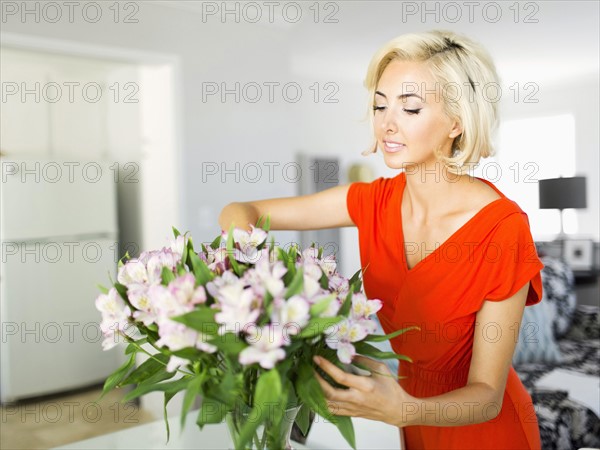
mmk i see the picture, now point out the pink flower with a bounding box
[271,295,311,340]
[239,325,287,369]
[155,317,216,353]
[95,288,131,350]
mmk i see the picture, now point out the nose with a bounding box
[379,109,398,134]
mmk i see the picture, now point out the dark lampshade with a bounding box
[538,176,587,210]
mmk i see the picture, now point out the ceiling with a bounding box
[154,0,599,87]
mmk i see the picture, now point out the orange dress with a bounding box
[346,171,544,450]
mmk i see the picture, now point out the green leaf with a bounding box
[120,353,169,386]
[124,338,148,355]
[188,249,215,284]
[238,370,282,448]
[172,226,181,238]
[348,268,362,287]
[226,223,242,276]
[97,284,109,294]
[295,403,311,435]
[211,368,241,408]
[364,325,420,342]
[122,373,187,402]
[161,266,175,285]
[163,392,173,443]
[309,293,336,317]
[171,309,218,335]
[285,267,304,299]
[114,282,129,303]
[210,333,247,356]
[295,361,335,423]
[197,397,227,427]
[338,290,353,316]
[334,416,356,450]
[296,362,356,450]
[210,234,222,250]
[100,353,136,399]
[354,341,413,362]
[319,272,329,290]
[181,373,204,430]
[298,316,343,339]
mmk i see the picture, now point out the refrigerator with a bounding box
[1,157,123,403]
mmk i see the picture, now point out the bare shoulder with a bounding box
[464,176,502,210]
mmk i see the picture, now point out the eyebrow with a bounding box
[374,91,424,101]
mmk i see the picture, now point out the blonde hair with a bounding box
[362,30,501,174]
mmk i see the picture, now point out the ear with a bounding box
[448,119,463,139]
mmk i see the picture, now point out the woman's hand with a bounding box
[313,354,415,428]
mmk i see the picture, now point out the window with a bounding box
[473,114,577,240]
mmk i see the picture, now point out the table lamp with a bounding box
[538,176,587,257]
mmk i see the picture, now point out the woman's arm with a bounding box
[314,282,530,428]
[218,184,354,232]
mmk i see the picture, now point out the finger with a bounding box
[352,355,389,375]
[314,356,365,389]
[314,370,337,398]
[315,369,355,405]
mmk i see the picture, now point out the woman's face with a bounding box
[373,59,462,172]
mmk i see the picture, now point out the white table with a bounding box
[53,411,403,449]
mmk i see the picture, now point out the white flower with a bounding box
[239,325,287,369]
[95,288,131,350]
[166,355,190,373]
[350,293,382,320]
[271,296,311,338]
[214,288,261,335]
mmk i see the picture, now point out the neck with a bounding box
[403,163,470,220]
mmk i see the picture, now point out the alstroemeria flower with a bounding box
[318,254,337,277]
[310,292,341,318]
[206,246,229,274]
[214,287,261,335]
[117,248,179,288]
[329,273,350,299]
[271,295,311,339]
[117,260,148,286]
[128,284,156,326]
[239,325,287,369]
[95,288,132,350]
[251,249,287,297]
[145,250,179,284]
[221,225,268,264]
[350,293,382,320]
[155,318,216,353]
[325,318,376,363]
[166,355,190,373]
[170,235,186,259]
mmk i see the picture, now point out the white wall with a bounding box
[2,1,598,278]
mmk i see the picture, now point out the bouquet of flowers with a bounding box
[95,218,415,450]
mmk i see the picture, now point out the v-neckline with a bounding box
[396,172,508,273]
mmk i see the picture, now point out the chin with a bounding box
[382,153,418,170]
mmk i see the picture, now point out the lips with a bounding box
[383,140,405,153]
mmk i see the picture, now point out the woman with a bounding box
[219,30,544,449]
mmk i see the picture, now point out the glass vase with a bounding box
[225,404,302,450]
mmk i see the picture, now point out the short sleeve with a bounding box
[347,182,364,226]
[478,212,544,307]
[346,179,380,228]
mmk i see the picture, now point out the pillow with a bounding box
[513,298,563,366]
[564,305,600,340]
[540,256,577,338]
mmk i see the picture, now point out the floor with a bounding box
[1,384,156,450]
